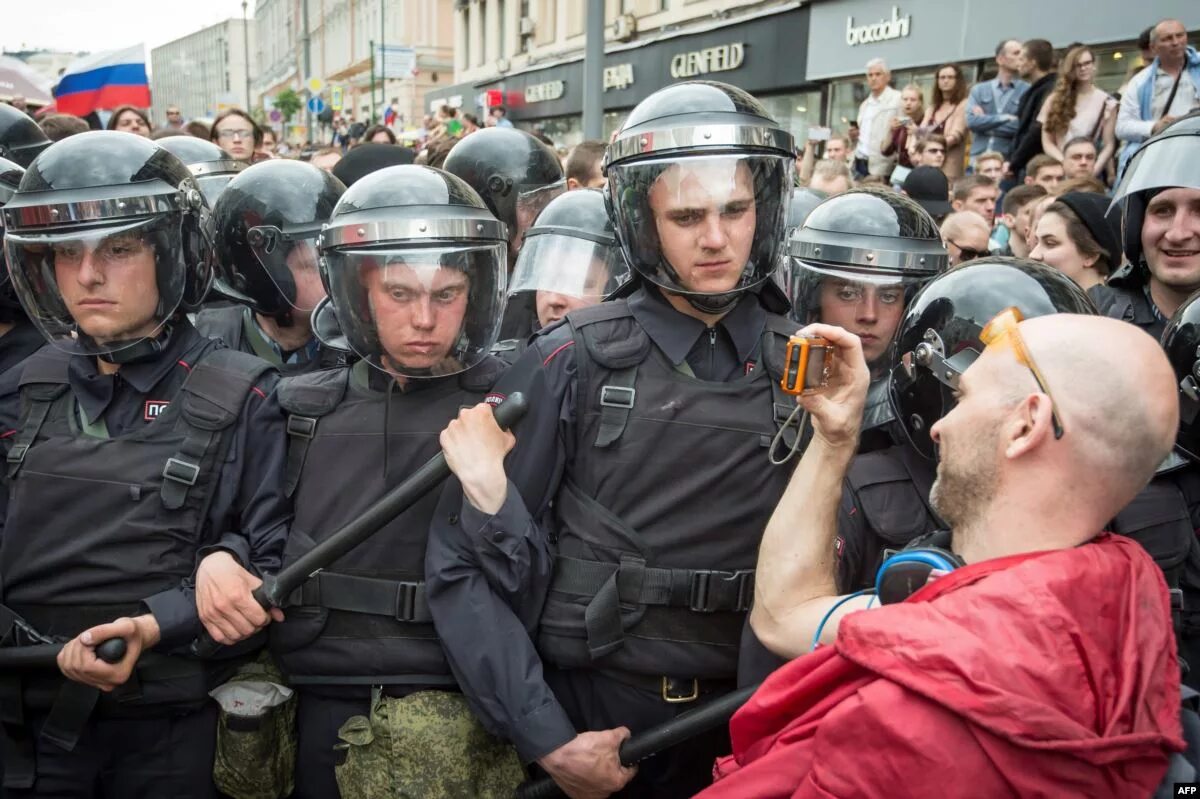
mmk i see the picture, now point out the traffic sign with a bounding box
[307,77,325,94]
[307,96,326,115]
[269,109,283,123]
[330,85,344,111]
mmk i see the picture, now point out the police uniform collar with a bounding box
[68,321,203,424]
[360,359,455,394]
[627,285,765,368]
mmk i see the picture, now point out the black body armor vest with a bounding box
[195,305,347,376]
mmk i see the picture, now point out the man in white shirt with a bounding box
[855,58,903,178]
[1116,19,1200,174]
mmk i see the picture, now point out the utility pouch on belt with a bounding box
[334,688,525,799]
[210,652,296,799]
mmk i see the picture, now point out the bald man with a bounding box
[940,211,992,266]
[701,316,1185,798]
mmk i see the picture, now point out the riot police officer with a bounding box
[787,188,947,452]
[495,187,630,363]
[0,131,290,797]
[0,157,47,423]
[154,135,246,207]
[0,103,50,168]
[198,159,347,373]
[429,80,802,798]
[1091,111,1200,339]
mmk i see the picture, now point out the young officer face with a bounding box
[53,230,163,344]
[818,280,905,365]
[649,159,758,296]
[363,260,470,373]
[1142,188,1200,294]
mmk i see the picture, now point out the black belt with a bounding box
[597,669,736,704]
[288,572,432,623]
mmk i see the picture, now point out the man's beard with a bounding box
[930,426,1000,530]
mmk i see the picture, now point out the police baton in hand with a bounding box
[191,392,530,657]
[0,638,127,669]
[513,683,759,799]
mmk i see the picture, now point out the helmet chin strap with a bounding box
[684,291,740,315]
[93,322,175,366]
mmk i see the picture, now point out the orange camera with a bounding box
[781,335,833,395]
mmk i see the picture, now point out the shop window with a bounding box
[757,91,824,149]
[520,114,583,150]
[1090,44,1144,95]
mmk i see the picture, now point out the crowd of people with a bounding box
[0,14,1197,799]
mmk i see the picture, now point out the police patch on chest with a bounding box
[144,400,170,421]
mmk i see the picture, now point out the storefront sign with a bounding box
[525,80,566,103]
[603,64,634,91]
[669,43,745,79]
[845,6,911,46]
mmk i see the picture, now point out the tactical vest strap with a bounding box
[594,366,638,449]
[6,396,57,479]
[289,572,433,623]
[161,349,274,510]
[8,352,71,479]
[277,367,351,497]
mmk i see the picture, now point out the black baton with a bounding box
[0,637,128,669]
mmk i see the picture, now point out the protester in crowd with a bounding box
[564,139,607,190]
[309,146,343,173]
[951,175,1000,227]
[883,85,924,177]
[1009,38,1057,179]
[1116,18,1200,176]
[259,128,278,157]
[209,108,261,163]
[1060,136,1099,180]
[941,211,992,266]
[1039,46,1117,176]
[809,158,854,195]
[362,124,397,145]
[1025,192,1060,254]
[975,150,1005,182]
[163,104,185,130]
[185,119,210,139]
[920,64,969,179]
[800,132,853,184]
[967,39,1029,169]
[39,112,89,142]
[7,95,28,114]
[462,113,481,135]
[997,183,1048,257]
[1024,153,1065,193]
[489,105,514,128]
[1058,174,1109,195]
[824,133,851,165]
[900,165,952,222]
[910,133,947,170]
[105,105,151,137]
[1028,191,1121,292]
[332,141,415,187]
[855,58,902,179]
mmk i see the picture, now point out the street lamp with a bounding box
[242,0,252,111]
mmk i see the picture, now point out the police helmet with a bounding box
[2,131,212,361]
[0,103,50,168]
[0,156,26,320]
[604,80,795,314]
[1161,289,1200,463]
[889,257,1097,459]
[155,136,246,207]
[1110,111,1200,283]
[318,164,507,378]
[210,159,345,323]
[441,127,565,257]
[508,188,630,330]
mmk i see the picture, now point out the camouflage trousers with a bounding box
[334,688,525,798]
[210,652,297,799]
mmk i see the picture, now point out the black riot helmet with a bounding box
[2,131,213,362]
[1109,111,1200,285]
[508,188,630,329]
[210,159,345,325]
[318,164,508,378]
[0,156,27,321]
[889,257,1097,460]
[0,103,50,168]
[786,187,826,239]
[155,135,246,207]
[441,127,565,259]
[1161,289,1200,463]
[604,80,795,315]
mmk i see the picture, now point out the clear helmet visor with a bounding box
[247,224,326,312]
[323,243,507,378]
[1111,133,1200,206]
[512,180,567,255]
[196,173,238,207]
[509,233,631,328]
[606,152,793,299]
[4,215,186,356]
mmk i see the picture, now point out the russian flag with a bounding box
[54,45,150,117]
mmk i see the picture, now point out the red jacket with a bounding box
[698,535,1184,799]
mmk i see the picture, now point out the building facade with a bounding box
[151,19,257,124]
[253,0,455,144]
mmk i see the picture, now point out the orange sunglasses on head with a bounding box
[979,307,1064,439]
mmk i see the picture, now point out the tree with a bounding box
[274,88,302,123]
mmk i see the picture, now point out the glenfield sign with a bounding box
[669,43,746,79]
[846,7,911,46]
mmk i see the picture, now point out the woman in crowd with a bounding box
[883,84,925,182]
[919,65,968,179]
[1039,45,1117,178]
[1028,191,1121,292]
[105,105,151,137]
[209,108,262,163]
[362,124,397,145]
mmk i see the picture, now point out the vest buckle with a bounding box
[5,444,28,465]
[162,457,201,486]
[286,415,318,439]
[394,581,421,622]
[599,385,636,409]
[661,676,699,704]
[688,569,755,613]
